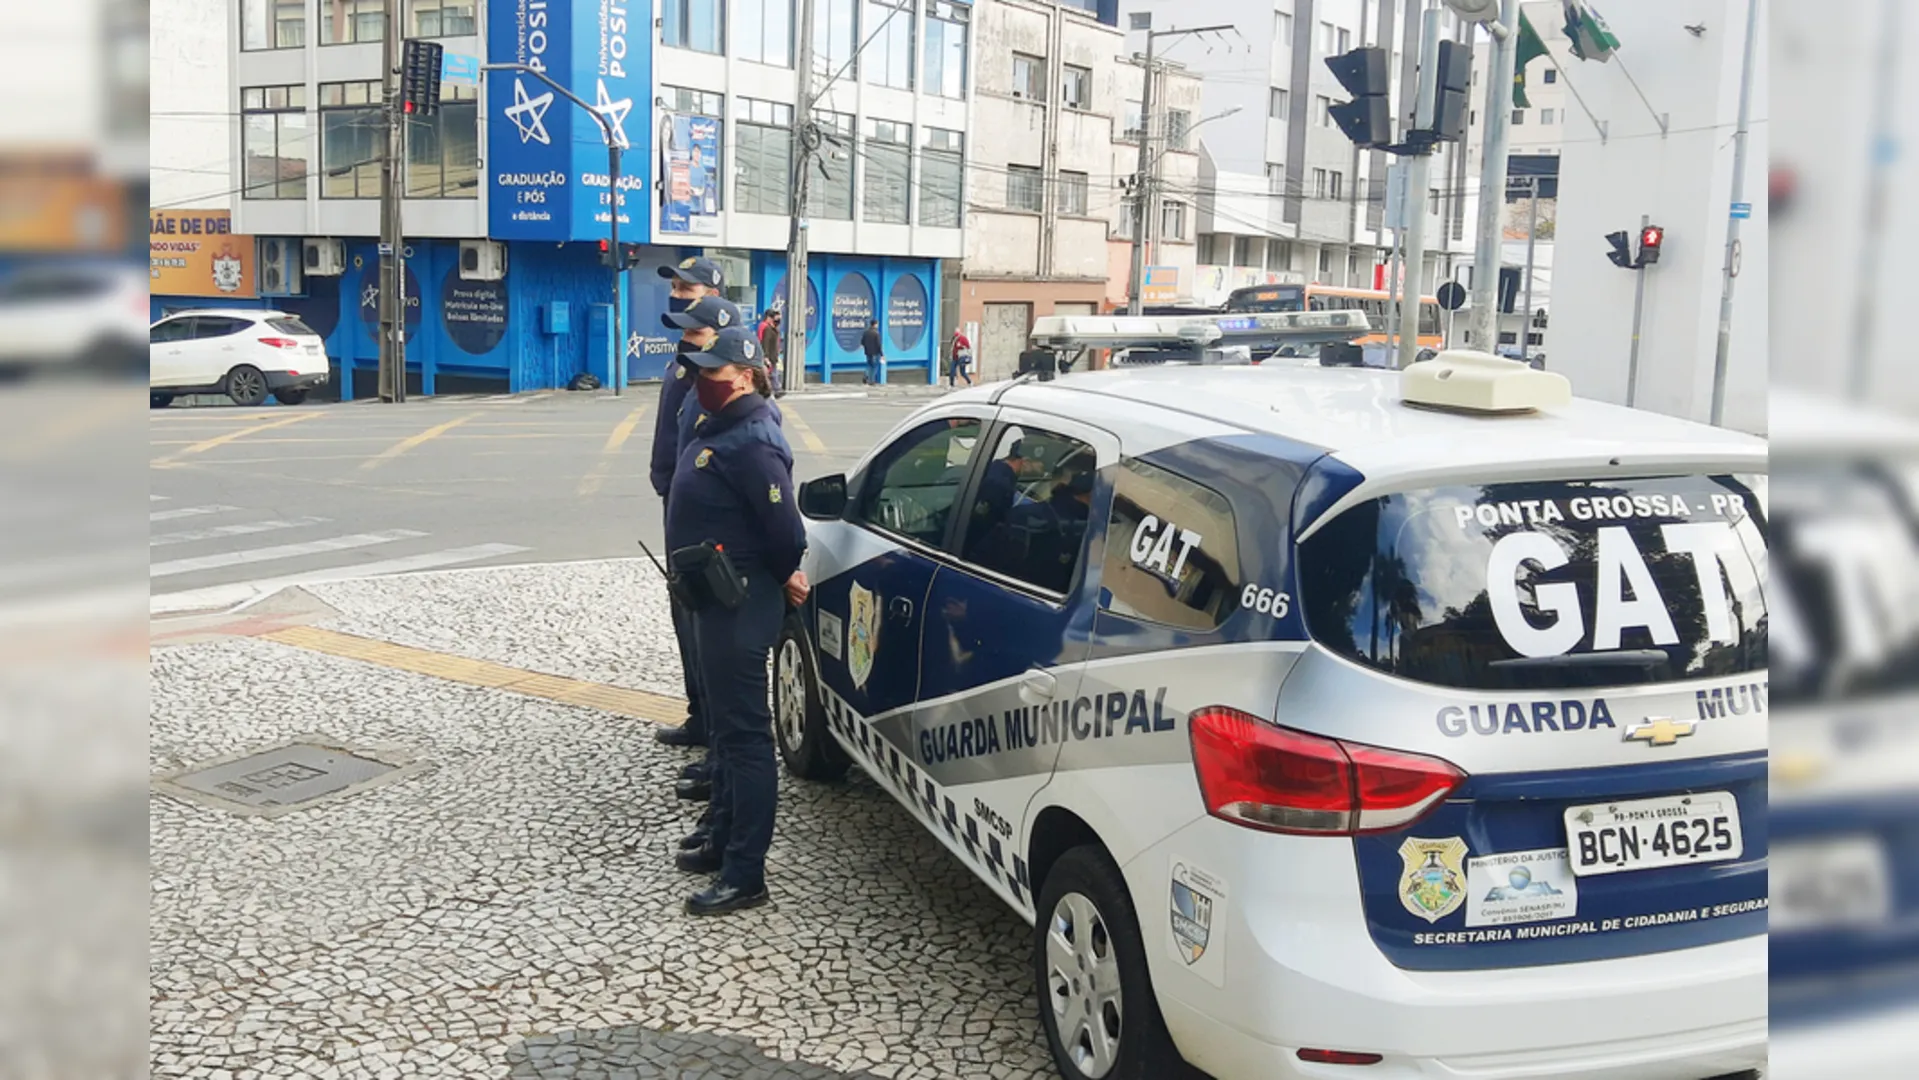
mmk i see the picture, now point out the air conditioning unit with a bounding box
[257,237,304,296]
[302,237,345,276]
[459,239,507,281]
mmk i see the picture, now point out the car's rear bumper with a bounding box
[265,369,329,391]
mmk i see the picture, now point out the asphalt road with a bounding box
[148,387,941,610]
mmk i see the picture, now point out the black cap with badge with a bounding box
[658,256,724,288]
[681,327,766,371]
[661,294,742,332]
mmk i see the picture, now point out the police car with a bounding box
[773,344,1768,1080]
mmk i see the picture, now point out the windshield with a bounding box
[1299,474,1769,691]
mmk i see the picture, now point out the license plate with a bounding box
[1563,791,1743,877]
[304,345,321,355]
[1770,837,1891,932]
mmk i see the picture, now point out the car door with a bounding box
[811,410,993,728]
[184,316,251,384]
[149,316,198,386]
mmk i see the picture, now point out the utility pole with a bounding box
[783,0,818,394]
[1520,173,1538,361]
[1125,32,1158,317]
[378,0,405,402]
[1395,7,1440,372]
[1709,0,1759,425]
[1465,0,1519,351]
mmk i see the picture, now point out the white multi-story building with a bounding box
[1113,0,1489,309]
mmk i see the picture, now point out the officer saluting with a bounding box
[666,325,808,916]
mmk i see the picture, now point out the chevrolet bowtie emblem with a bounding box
[1623,716,1696,747]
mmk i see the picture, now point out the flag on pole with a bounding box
[1513,12,1550,108]
[1562,1,1621,63]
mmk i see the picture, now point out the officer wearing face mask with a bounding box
[666,326,808,916]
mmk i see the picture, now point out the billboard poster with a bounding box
[149,210,254,298]
[887,274,927,351]
[831,272,874,351]
[486,0,650,242]
[656,112,721,237]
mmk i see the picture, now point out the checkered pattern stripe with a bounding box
[819,687,1032,914]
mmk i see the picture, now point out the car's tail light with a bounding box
[1297,1048,1383,1065]
[258,336,301,349]
[1188,706,1463,836]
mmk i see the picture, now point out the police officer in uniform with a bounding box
[666,326,808,915]
[649,257,729,753]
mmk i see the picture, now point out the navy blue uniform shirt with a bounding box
[665,393,806,582]
[649,361,695,498]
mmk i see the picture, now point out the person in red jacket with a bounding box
[948,329,974,387]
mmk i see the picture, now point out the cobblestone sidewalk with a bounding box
[150,567,1057,1080]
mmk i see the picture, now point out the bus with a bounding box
[1224,283,1443,348]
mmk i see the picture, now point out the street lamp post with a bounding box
[481,63,630,395]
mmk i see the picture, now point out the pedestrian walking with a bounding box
[758,309,784,396]
[947,329,974,387]
[860,318,883,385]
[665,326,808,916]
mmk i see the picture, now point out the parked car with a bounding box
[149,309,330,407]
[776,343,1768,1080]
[0,262,148,374]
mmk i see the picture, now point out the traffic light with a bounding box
[1637,224,1664,266]
[400,39,444,116]
[1430,40,1470,142]
[1605,230,1634,268]
[598,240,645,269]
[1326,47,1391,148]
[598,239,615,267]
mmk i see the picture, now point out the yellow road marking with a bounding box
[602,404,648,453]
[152,411,321,468]
[579,404,647,496]
[259,626,686,725]
[360,412,480,470]
[0,400,124,462]
[781,403,828,454]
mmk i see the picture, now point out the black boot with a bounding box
[654,724,706,748]
[675,775,713,802]
[678,808,714,850]
[674,844,723,874]
[686,880,768,916]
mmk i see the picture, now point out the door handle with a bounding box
[1018,669,1058,705]
[888,596,914,621]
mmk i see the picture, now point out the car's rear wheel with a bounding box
[224,365,268,407]
[274,388,309,406]
[773,614,849,782]
[1035,845,1189,1080]
[150,393,173,409]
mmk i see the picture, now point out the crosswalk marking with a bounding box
[151,544,531,613]
[151,495,169,502]
[149,517,330,548]
[150,504,237,523]
[150,530,428,578]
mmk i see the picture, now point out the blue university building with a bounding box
[167,0,974,396]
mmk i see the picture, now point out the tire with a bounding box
[273,388,309,406]
[773,613,850,782]
[1034,845,1191,1080]
[150,393,174,409]
[224,365,269,407]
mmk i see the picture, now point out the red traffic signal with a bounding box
[1637,225,1664,266]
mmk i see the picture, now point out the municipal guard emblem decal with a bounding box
[1170,863,1216,964]
[695,448,713,468]
[768,484,782,504]
[1398,837,1469,923]
[846,582,879,690]
[679,257,698,269]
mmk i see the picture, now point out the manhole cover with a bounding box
[155,740,418,816]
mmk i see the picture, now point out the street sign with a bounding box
[1384,161,1411,230]
[442,52,481,85]
[1729,201,1752,219]
[1437,282,1467,310]
[378,242,394,256]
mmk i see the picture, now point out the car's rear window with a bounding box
[1299,474,1768,690]
[265,316,318,336]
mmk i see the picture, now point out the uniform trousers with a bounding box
[690,566,784,890]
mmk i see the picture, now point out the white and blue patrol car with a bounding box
[773,347,1768,1080]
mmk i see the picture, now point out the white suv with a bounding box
[0,262,148,374]
[149,309,330,407]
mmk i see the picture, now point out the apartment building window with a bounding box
[404,84,479,197]
[1198,234,1227,264]
[1311,167,1328,199]
[1541,108,1555,124]
[863,0,914,90]
[1319,21,1337,55]
[1318,247,1333,274]
[1233,236,1257,266]
[1128,12,1149,30]
[241,85,309,200]
[1013,52,1046,101]
[664,0,725,54]
[1338,27,1351,53]
[1006,165,1043,212]
[1160,199,1187,241]
[1122,100,1143,141]
[1165,109,1191,151]
[1316,95,1332,127]
[243,0,305,48]
[321,0,384,44]
[734,0,793,66]
[920,127,963,227]
[1266,162,1286,194]
[1269,87,1289,120]
[1059,170,1088,216]
[409,0,477,36]
[816,0,858,79]
[1062,65,1092,110]
[319,81,382,198]
[1511,108,1526,124]
[1275,11,1292,45]
[1329,170,1343,200]
[1429,187,1440,215]
[924,2,969,98]
[737,99,794,214]
[1115,205,1137,240]
[1544,69,1557,84]
[1267,240,1292,272]
[862,119,911,223]
[813,112,856,219]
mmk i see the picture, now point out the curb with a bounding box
[150,554,654,620]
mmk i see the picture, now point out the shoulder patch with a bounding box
[674,364,688,379]
[768,484,782,504]
[695,448,713,468]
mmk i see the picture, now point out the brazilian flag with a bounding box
[1512,11,1550,109]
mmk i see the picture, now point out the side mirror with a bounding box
[799,473,849,520]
